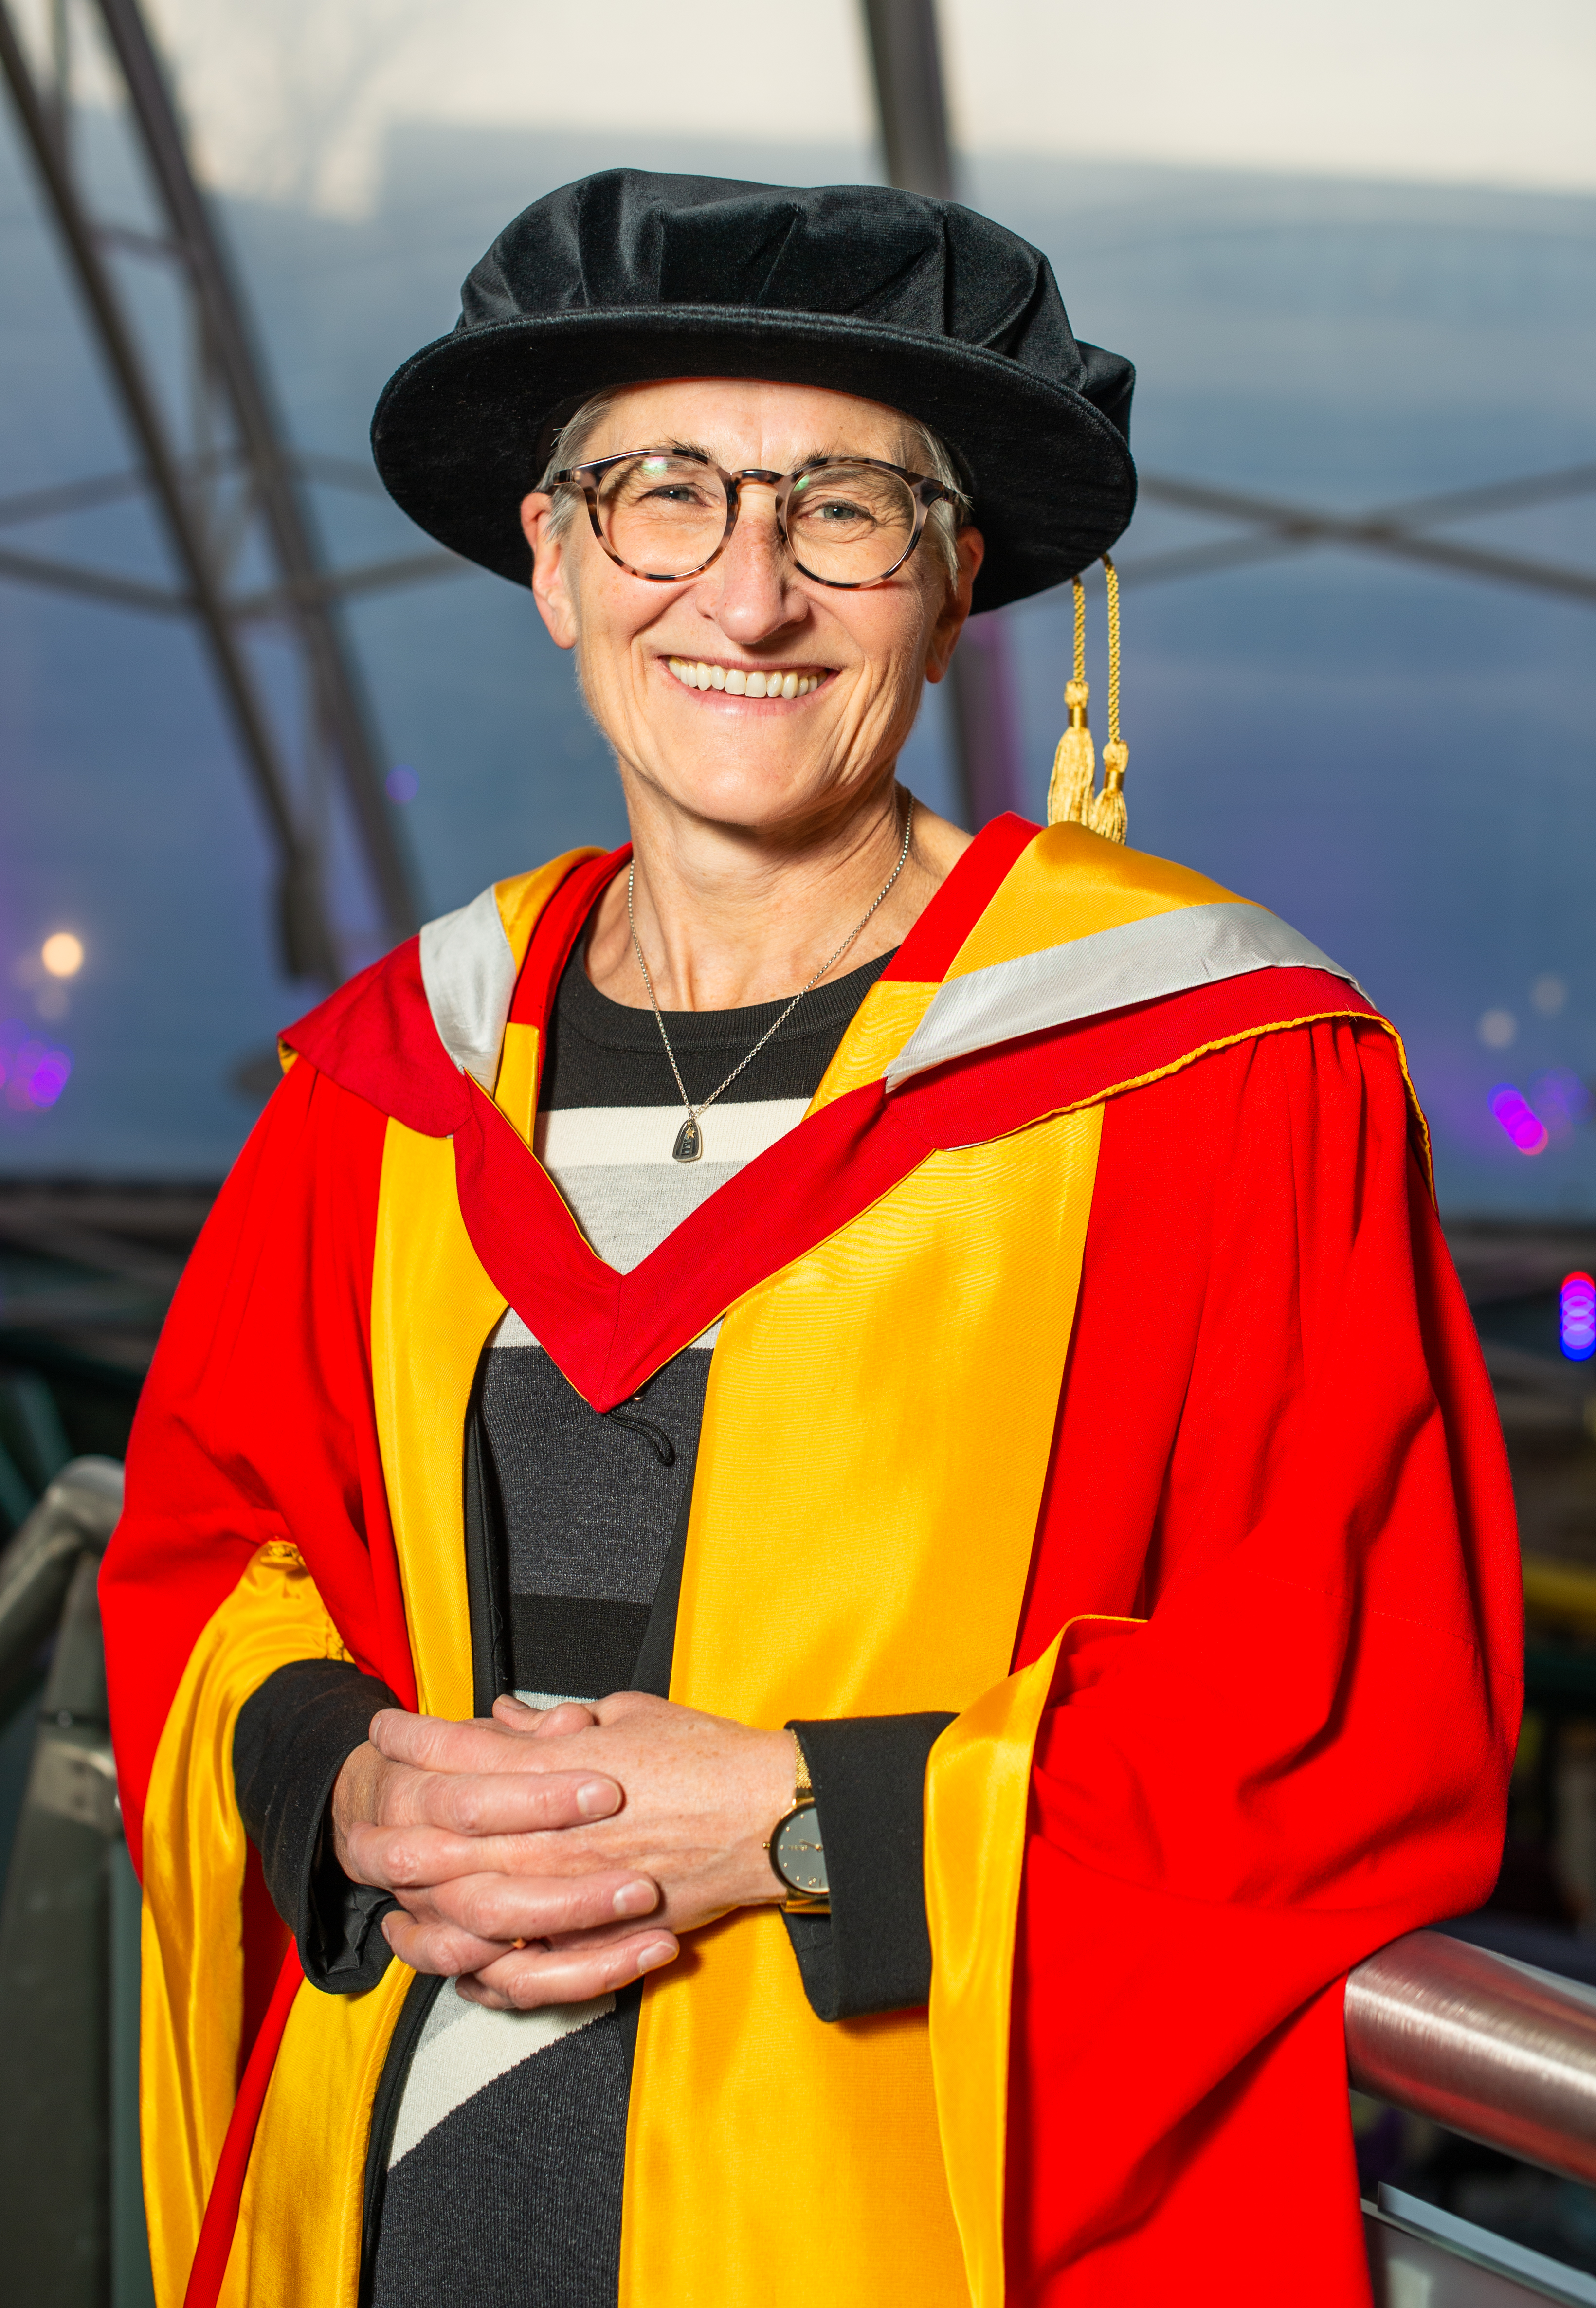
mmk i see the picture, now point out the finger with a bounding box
[344,1816,631,1893]
[492,1695,599,1736]
[390,1870,660,1942]
[381,1908,508,1977]
[454,1932,678,2011]
[541,1911,675,1953]
[374,1763,622,1836]
[370,1708,603,1776]
[343,1805,634,1891]
[590,1689,660,1723]
[368,1708,526,1773]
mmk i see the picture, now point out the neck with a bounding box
[584,774,972,1012]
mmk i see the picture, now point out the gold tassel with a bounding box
[1046,578,1095,825]
[1087,555,1129,844]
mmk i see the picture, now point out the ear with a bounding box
[923,526,985,685]
[520,491,578,651]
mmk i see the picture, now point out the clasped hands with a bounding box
[330,1691,796,2011]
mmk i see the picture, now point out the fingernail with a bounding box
[636,1942,675,1973]
[613,1879,655,1918]
[577,1778,618,1818]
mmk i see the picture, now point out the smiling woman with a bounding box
[101,167,1521,2308]
[517,372,982,1018]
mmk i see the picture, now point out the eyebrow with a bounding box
[625,441,873,472]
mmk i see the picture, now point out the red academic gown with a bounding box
[100,818,1521,2308]
[1008,1018,1520,2300]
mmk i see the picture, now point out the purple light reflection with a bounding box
[1489,1083,1548,1156]
[0,1020,73,1111]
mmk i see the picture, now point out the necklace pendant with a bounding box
[672,1115,703,1163]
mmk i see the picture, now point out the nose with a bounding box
[706,479,803,646]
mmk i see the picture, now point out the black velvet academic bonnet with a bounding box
[371,168,1137,615]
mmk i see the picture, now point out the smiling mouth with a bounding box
[666,656,824,698]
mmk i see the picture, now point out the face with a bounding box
[520,378,982,841]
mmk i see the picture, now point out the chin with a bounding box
[655,745,837,830]
[673,773,839,835]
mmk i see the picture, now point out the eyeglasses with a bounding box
[550,449,963,588]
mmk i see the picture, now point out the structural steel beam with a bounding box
[860,0,1026,827]
[1128,468,1596,602]
[0,0,420,981]
[91,0,417,947]
[0,539,465,620]
[858,0,1592,825]
[861,0,955,201]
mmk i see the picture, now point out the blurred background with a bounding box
[1,0,1592,1194]
[0,0,1594,2294]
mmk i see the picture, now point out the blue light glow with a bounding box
[1561,1273,1596,1363]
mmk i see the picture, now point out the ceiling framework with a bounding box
[862,0,1027,827]
[0,0,1589,884]
[860,0,1594,801]
[0,0,436,981]
[1128,467,1596,599]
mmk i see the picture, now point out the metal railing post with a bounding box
[0,1459,134,2301]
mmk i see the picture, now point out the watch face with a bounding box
[773,1803,829,1897]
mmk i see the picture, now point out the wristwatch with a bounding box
[766,1731,830,1913]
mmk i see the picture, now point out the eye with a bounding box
[799,493,877,529]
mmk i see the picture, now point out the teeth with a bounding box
[666,659,821,697]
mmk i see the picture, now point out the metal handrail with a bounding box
[1347,1928,1596,2185]
[0,1455,124,1719]
[0,1455,137,2303]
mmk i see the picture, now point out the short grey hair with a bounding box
[535,390,969,589]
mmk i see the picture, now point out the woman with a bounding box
[102,171,1520,2308]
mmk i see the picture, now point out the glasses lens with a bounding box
[786,462,918,583]
[598,454,728,577]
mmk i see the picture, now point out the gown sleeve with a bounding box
[98,1058,412,2301]
[233,1658,401,1991]
[102,1054,408,1873]
[1005,1017,1523,2307]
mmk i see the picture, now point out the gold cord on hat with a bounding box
[1088,556,1129,844]
[1045,577,1094,826]
[1047,556,1130,845]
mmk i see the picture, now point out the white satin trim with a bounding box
[418,884,518,1089]
[886,900,1357,1091]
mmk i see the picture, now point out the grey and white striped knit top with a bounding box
[369,938,890,2308]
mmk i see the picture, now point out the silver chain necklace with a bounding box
[628,794,915,1163]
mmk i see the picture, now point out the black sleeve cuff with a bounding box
[233,1658,402,1996]
[780,1712,955,2021]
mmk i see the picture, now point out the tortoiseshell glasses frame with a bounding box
[549,448,965,589]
